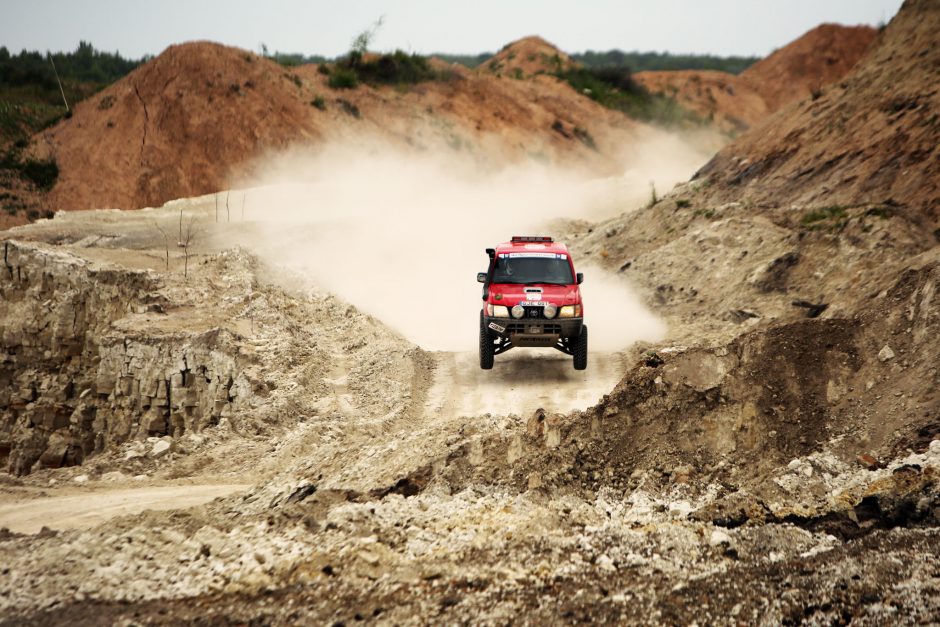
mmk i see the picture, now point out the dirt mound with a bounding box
[696,0,940,230]
[483,36,577,78]
[22,40,668,213]
[635,24,876,135]
[494,253,939,505]
[740,23,877,112]
[634,70,769,134]
[28,42,319,212]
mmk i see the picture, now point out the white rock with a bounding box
[596,554,616,572]
[929,440,940,454]
[101,471,126,482]
[133,474,148,481]
[124,442,146,461]
[151,439,172,457]
[787,459,801,470]
[878,345,895,362]
[709,529,732,546]
[802,465,813,478]
[73,474,89,484]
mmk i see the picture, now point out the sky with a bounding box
[2,0,904,60]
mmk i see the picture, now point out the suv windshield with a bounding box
[491,254,573,285]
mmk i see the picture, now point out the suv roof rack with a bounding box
[511,236,553,243]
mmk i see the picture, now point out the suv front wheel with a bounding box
[479,312,495,369]
[573,324,588,370]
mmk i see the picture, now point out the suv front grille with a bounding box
[506,322,562,334]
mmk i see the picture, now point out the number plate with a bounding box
[488,322,506,333]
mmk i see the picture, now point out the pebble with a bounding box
[878,345,895,362]
[709,529,732,546]
[596,554,616,572]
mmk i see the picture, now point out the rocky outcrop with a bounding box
[0,240,254,475]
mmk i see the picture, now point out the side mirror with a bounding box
[477,272,487,283]
[576,272,584,284]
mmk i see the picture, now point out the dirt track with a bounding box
[0,484,248,534]
[426,350,626,417]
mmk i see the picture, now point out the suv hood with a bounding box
[488,283,581,306]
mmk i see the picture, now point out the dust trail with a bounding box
[217,136,705,351]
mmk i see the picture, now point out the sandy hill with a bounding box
[635,23,877,134]
[29,42,321,214]
[483,36,578,78]
[564,0,939,495]
[8,26,879,217]
[24,39,651,213]
[634,69,769,134]
[696,0,939,230]
[741,23,878,111]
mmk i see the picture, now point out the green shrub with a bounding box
[864,206,892,219]
[328,67,359,89]
[337,99,361,118]
[355,50,437,85]
[311,95,327,110]
[557,66,703,129]
[693,208,715,219]
[572,126,596,150]
[20,158,58,190]
[801,205,849,230]
[328,50,439,90]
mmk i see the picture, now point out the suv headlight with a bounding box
[511,304,525,319]
[486,304,509,317]
[543,303,557,318]
[559,304,582,318]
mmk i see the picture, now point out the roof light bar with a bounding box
[511,236,554,243]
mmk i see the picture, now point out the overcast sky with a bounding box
[2,0,904,60]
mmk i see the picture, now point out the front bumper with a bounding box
[484,315,583,342]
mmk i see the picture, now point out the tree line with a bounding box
[0,41,143,95]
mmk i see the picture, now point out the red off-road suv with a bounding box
[478,236,587,370]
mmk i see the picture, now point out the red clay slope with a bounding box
[635,23,877,135]
[695,0,940,231]
[740,23,878,112]
[33,42,321,212]
[28,40,652,212]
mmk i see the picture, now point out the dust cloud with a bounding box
[220,135,706,351]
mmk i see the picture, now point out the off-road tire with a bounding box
[573,324,588,370]
[480,312,495,369]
